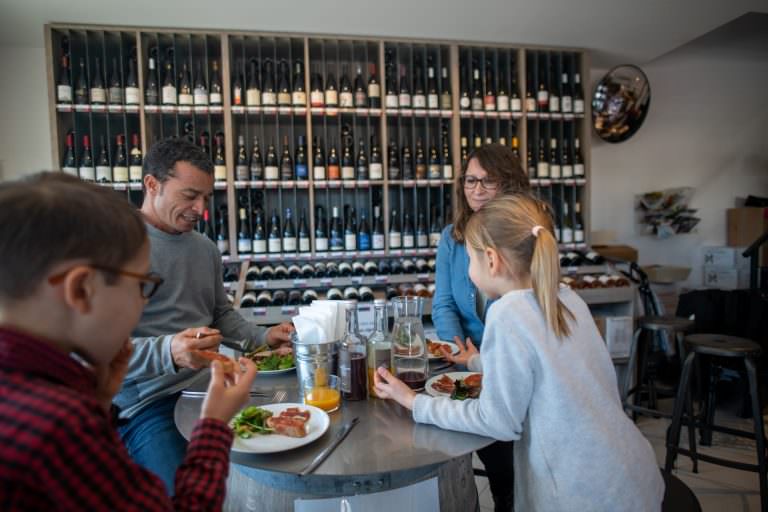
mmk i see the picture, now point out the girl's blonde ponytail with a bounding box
[530,225,573,339]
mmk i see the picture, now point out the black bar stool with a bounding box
[664,334,767,511]
[661,470,701,512]
[623,316,695,419]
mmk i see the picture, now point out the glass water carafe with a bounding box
[390,296,428,390]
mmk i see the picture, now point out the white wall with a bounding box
[589,15,768,288]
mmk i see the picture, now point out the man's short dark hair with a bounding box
[0,172,147,302]
[143,137,214,183]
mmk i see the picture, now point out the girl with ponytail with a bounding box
[375,195,664,511]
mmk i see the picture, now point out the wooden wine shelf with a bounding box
[226,272,436,292]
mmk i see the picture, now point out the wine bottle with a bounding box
[402,212,415,249]
[385,60,398,108]
[344,207,358,251]
[108,58,123,105]
[536,62,549,111]
[312,137,326,180]
[261,59,276,106]
[537,139,549,178]
[358,209,371,251]
[389,259,403,274]
[460,136,469,169]
[416,212,428,248]
[428,139,441,180]
[548,64,560,113]
[252,211,266,254]
[315,206,329,252]
[327,140,341,180]
[368,135,383,180]
[145,54,159,105]
[560,70,572,113]
[525,73,536,113]
[217,208,229,254]
[74,58,88,105]
[302,289,319,304]
[402,258,416,273]
[355,138,368,180]
[78,135,95,181]
[326,287,343,300]
[330,206,344,252]
[238,208,251,254]
[483,61,496,111]
[301,263,314,278]
[385,285,399,300]
[287,289,302,306]
[193,61,208,105]
[352,261,366,276]
[295,135,308,180]
[61,132,78,176]
[573,72,584,114]
[260,264,275,280]
[314,262,327,278]
[387,139,400,179]
[367,64,381,108]
[57,44,72,103]
[255,290,273,306]
[526,140,535,177]
[113,134,129,183]
[561,138,573,178]
[402,140,414,180]
[440,66,451,110]
[268,209,282,253]
[429,213,442,247]
[201,209,215,241]
[560,201,573,244]
[359,286,375,302]
[377,259,391,275]
[280,135,293,180]
[272,290,287,306]
[232,60,244,106]
[354,65,367,108]
[414,139,427,179]
[574,202,585,244]
[471,64,483,111]
[427,64,438,110]
[310,71,324,107]
[298,208,311,253]
[283,208,297,253]
[573,137,585,177]
[459,64,470,110]
[415,258,429,273]
[412,58,426,109]
[250,136,263,180]
[236,135,249,181]
[364,260,378,276]
[342,286,359,300]
[178,61,193,106]
[240,293,257,308]
[129,133,143,182]
[264,139,279,181]
[341,141,355,181]
[90,58,106,105]
[325,69,338,107]
[372,205,385,250]
[339,66,354,107]
[583,250,605,265]
[292,60,306,106]
[510,70,522,112]
[213,134,227,181]
[161,60,176,105]
[210,60,223,105]
[549,138,561,180]
[398,65,411,108]
[246,58,261,106]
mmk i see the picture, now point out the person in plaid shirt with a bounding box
[0,173,257,510]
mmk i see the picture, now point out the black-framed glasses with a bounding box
[49,264,164,299]
[460,175,500,190]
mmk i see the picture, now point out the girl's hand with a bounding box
[441,336,478,366]
[373,367,417,410]
[201,358,258,423]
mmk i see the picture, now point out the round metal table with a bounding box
[174,370,493,511]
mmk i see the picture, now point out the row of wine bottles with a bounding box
[561,273,630,289]
[235,282,436,307]
[56,50,142,106]
[223,258,437,282]
[61,131,144,183]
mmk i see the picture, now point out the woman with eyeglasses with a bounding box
[432,143,530,512]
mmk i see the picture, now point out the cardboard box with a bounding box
[702,246,738,267]
[702,265,740,290]
[727,207,768,265]
[594,315,634,359]
[642,265,691,284]
[592,244,638,263]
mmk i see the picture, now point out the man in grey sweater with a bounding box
[114,138,293,493]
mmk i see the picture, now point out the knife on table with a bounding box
[299,417,360,476]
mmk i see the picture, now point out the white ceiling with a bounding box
[1,0,766,66]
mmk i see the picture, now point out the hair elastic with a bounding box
[531,225,545,238]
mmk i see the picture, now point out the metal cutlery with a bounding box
[299,417,360,476]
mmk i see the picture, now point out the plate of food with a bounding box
[425,372,482,400]
[246,345,296,375]
[426,339,460,361]
[230,403,330,454]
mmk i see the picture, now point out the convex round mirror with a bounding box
[592,65,651,143]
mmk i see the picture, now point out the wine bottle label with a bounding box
[470,98,482,111]
[341,166,355,180]
[162,85,176,104]
[310,91,324,106]
[330,235,344,251]
[385,94,399,108]
[372,233,385,250]
[57,85,72,102]
[313,165,326,180]
[344,233,357,250]
[428,94,439,109]
[412,94,426,108]
[369,163,383,180]
[525,97,537,112]
[429,232,441,247]
[252,239,266,253]
[62,166,78,176]
[368,83,380,98]
[217,240,229,254]
[358,233,371,251]
[292,91,306,105]
[283,237,297,252]
[562,164,574,178]
[237,238,251,253]
[214,165,227,181]
[277,92,291,105]
[574,229,585,243]
[178,93,193,106]
[388,166,400,179]
[315,237,328,251]
[194,91,209,105]
[264,166,279,180]
[399,94,411,108]
[339,92,354,107]
[268,238,282,253]
[561,227,574,244]
[79,166,95,181]
[124,87,140,105]
[496,95,510,111]
[246,89,260,106]
[598,275,611,286]
[574,163,585,177]
[511,97,522,112]
[573,99,584,113]
[295,164,308,179]
[90,88,106,104]
[561,96,572,113]
[442,164,453,179]
[549,96,560,112]
[403,234,415,248]
[389,232,401,248]
[550,164,561,179]
[261,91,276,105]
[325,90,338,105]
[459,96,471,109]
[299,237,310,252]
[354,91,367,106]
[537,162,550,178]
[236,165,249,181]
[536,90,549,104]
[113,166,128,182]
[484,96,496,111]
[440,93,452,110]
[417,234,428,247]
[129,165,143,182]
[428,164,441,179]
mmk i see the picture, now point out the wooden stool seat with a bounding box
[684,334,761,358]
[639,316,695,333]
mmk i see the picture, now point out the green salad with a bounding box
[254,353,294,371]
[232,406,274,439]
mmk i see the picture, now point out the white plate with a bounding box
[426,340,460,360]
[425,372,481,398]
[256,366,296,376]
[231,403,330,454]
